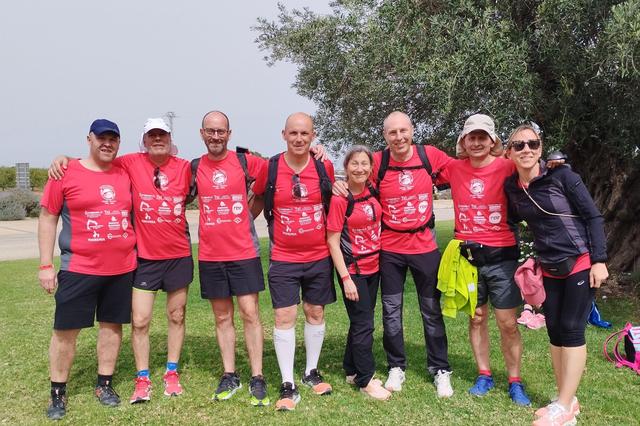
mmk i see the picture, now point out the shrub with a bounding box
[7,189,40,217]
[0,199,26,220]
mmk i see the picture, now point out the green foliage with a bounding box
[255,0,640,158]
[0,198,26,220]
[29,168,48,190]
[0,189,40,220]
[1,234,639,424]
[0,166,16,190]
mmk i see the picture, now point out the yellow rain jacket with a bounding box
[437,239,478,318]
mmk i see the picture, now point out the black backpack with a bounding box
[186,147,254,204]
[263,153,333,233]
[375,144,440,233]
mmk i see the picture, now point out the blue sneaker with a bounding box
[508,382,531,406]
[468,375,494,396]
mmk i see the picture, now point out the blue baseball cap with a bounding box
[89,119,120,136]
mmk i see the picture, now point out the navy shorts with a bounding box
[54,270,134,330]
[199,257,265,299]
[476,259,522,309]
[268,256,336,309]
[133,256,193,293]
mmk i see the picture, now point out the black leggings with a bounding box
[342,272,380,388]
[542,269,595,347]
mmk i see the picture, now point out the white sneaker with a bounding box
[434,370,453,398]
[345,374,356,385]
[384,367,405,392]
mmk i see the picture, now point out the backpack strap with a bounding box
[186,157,201,204]
[235,147,256,195]
[345,183,376,218]
[376,148,391,192]
[263,153,281,228]
[313,158,333,215]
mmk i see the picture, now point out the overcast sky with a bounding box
[0,1,332,167]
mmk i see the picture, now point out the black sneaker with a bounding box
[212,372,241,401]
[95,384,121,407]
[47,391,67,420]
[249,375,270,406]
[301,369,332,395]
[275,382,300,411]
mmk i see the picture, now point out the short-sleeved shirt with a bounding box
[373,145,452,254]
[439,157,516,247]
[253,155,335,262]
[196,151,265,262]
[40,159,137,275]
[116,153,191,260]
[326,186,382,275]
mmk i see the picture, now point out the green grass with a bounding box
[1,220,639,425]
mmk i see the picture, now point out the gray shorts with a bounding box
[477,259,522,309]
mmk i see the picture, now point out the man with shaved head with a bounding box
[253,112,336,411]
[193,110,270,406]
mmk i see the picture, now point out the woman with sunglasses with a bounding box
[504,124,608,426]
[326,145,390,401]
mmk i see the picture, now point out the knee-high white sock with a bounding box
[273,327,296,384]
[304,321,326,376]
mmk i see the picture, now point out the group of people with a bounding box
[38,110,608,425]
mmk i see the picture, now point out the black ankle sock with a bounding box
[97,375,113,387]
[51,381,66,396]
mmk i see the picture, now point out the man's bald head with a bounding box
[284,112,314,131]
[201,110,230,129]
[383,111,412,132]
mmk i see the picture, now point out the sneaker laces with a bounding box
[97,384,119,399]
[51,391,65,408]
[250,376,267,397]
[280,382,295,399]
[305,369,324,385]
[218,373,237,391]
[134,377,150,391]
[164,370,179,384]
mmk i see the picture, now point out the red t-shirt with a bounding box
[439,157,516,247]
[326,187,382,275]
[116,153,191,260]
[253,155,335,262]
[196,152,265,261]
[40,159,137,275]
[373,145,452,254]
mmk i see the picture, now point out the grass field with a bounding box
[1,221,639,425]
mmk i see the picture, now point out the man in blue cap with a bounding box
[39,119,136,420]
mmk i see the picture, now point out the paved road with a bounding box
[0,200,454,261]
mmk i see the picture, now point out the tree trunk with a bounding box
[567,142,640,272]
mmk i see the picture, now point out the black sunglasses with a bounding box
[153,167,161,189]
[510,139,541,152]
[292,174,303,199]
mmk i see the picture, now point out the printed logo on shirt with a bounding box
[232,202,243,215]
[488,212,502,224]
[362,204,374,221]
[155,171,169,190]
[469,179,485,199]
[398,170,414,190]
[473,211,486,224]
[100,185,116,204]
[212,169,228,188]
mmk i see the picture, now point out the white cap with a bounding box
[143,117,171,134]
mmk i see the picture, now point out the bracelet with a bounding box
[39,264,54,271]
[340,274,351,283]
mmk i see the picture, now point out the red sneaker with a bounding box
[163,370,183,396]
[129,377,151,404]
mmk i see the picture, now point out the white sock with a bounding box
[273,327,296,384]
[304,321,326,376]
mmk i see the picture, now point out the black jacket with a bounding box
[504,163,607,264]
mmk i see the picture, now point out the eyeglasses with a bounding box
[153,167,161,189]
[292,174,303,199]
[203,128,228,136]
[510,139,541,152]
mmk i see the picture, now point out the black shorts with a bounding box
[268,257,336,309]
[54,270,134,330]
[199,257,265,299]
[133,256,193,293]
